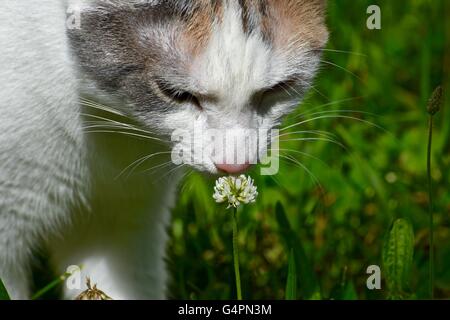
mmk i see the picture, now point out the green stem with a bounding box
[232,208,242,300]
[427,115,434,299]
[31,273,69,300]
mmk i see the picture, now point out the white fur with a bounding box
[167,1,320,173]
[0,0,179,300]
[0,0,321,300]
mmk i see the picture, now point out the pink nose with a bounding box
[215,163,252,174]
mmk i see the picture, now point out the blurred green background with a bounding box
[167,0,449,300]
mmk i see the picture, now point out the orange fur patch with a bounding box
[179,0,328,57]
[264,0,329,50]
[181,1,223,56]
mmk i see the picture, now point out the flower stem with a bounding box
[31,273,69,300]
[232,208,242,300]
[427,115,434,299]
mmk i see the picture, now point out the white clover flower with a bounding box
[213,175,258,209]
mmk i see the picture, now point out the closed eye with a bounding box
[253,79,302,114]
[254,79,300,107]
[155,80,201,108]
[263,79,299,97]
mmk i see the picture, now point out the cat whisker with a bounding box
[310,48,367,57]
[276,82,295,98]
[292,103,372,121]
[286,97,365,121]
[115,151,173,180]
[291,75,328,100]
[266,174,287,192]
[82,123,137,132]
[179,170,195,195]
[80,98,128,117]
[82,123,164,140]
[280,114,389,134]
[141,160,175,176]
[274,130,338,140]
[81,113,161,136]
[83,130,169,144]
[320,60,362,81]
[279,154,324,194]
[156,163,186,183]
[80,112,133,127]
[280,81,302,98]
[308,85,329,101]
[279,137,348,151]
[272,148,329,168]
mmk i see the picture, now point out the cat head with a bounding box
[68,0,328,174]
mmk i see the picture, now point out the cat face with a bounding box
[68,0,328,174]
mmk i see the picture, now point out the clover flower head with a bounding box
[213,175,258,208]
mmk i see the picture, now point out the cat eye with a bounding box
[263,79,299,96]
[254,79,300,109]
[155,81,201,109]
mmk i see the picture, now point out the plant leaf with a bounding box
[285,248,297,300]
[382,218,415,299]
[330,267,358,300]
[276,202,321,299]
[0,278,11,300]
[331,281,358,300]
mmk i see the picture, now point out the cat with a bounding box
[0,0,328,299]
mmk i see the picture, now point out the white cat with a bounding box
[0,0,327,299]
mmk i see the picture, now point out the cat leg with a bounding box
[0,211,34,300]
[56,206,172,300]
[0,259,30,300]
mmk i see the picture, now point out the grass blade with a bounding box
[285,248,297,300]
[330,267,358,300]
[0,278,11,300]
[276,202,321,299]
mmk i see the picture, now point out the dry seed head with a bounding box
[427,86,443,116]
[75,277,113,300]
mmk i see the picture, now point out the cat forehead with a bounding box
[70,0,327,96]
[81,0,328,51]
[174,0,327,51]
[185,1,325,101]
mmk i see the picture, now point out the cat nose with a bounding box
[215,163,252,174]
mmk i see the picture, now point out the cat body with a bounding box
[0,0,327,299]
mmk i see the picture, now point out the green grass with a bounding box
[0,278,10,300]
[167,0,449,300]
[2,0,447,301]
